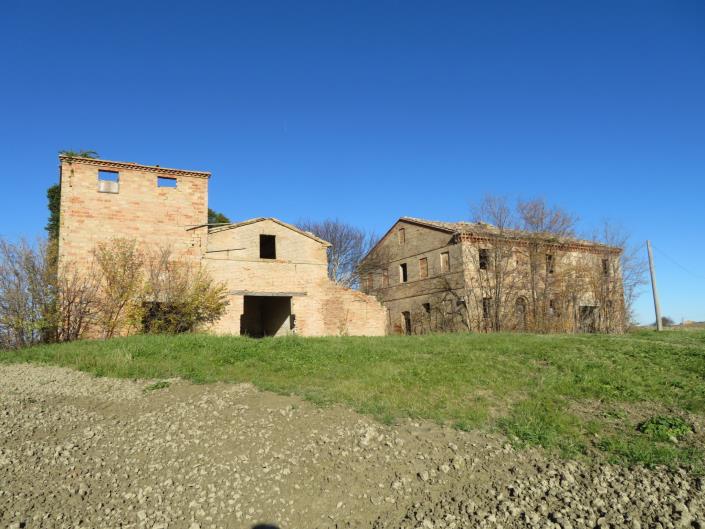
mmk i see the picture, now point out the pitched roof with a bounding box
[400,217,501,236]
[395,217,612,248]
[207,217,331,247]
[391,217,619,252]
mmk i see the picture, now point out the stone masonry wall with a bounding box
[362,220,466,333]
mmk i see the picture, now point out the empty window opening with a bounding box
[399,263,408,283]
[260,234,276,259]
[240,296,292,337]
[366,273,374,290]
[398,228,406,245]
[546,254,554,274]
[419,257,428,278]
[602,258,610,277]
[482,297,492,319]
[98,170,119,182]
[383,269,389,288]
[401,311,412,335]
[97,170,119,193]
[479,249,489,270]
[440,252,450,273]
[157,176,177,188]
[422,302,431,314]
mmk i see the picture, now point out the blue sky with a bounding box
[1,1,703,324]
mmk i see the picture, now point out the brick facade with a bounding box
[361,218,625,334]
[57,156,386,337]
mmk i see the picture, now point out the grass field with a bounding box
[3,330,704,470]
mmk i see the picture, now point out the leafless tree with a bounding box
[469,195,523,331]
[515,198,578,329]
[92,238,145,338]
[591,220,648,328]
[0,238,55,348]
[297,219,378,288]
[55,260,100,342]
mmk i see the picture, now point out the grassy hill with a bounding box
[3,330,704,470]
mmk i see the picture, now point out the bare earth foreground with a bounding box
[1,365,703,529]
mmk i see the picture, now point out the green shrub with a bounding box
[144,380,170,392]
[638,415,692,442]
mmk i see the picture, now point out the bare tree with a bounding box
[0,238,55,348]
[591,220,648,329]
[55,260,100,342]
[297,219,378,288]
[516,198,578,330]
[469,195,522,332]
[92,239,145,338]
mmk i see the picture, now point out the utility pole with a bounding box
[646,240,663,331]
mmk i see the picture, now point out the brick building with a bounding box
[360,217,625,334]
[57,155,386,337]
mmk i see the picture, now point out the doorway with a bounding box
[579,305,597,333]
[241,296,292,337]
[401,311,412,335]
[515,297,527,331]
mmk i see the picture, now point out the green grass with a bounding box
[3,330,704,470]
[144,380,171,392]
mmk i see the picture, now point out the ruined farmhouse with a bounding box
[57,155,387,337]
[360,217,625,334]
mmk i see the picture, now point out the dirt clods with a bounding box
[1,364,703,528]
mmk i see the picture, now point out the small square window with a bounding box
[97,170,119,193]
[260,234,276,259]
[157,176,177,188]
[422,302,431,314]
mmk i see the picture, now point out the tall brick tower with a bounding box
[57,156,210,269]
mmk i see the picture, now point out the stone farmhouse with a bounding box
[360,217,625,335]
[57,155,386,337]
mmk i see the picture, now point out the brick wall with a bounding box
[58,157,208,269]
[204,218,386,336]
[57,157,387,337]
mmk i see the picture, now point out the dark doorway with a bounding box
[579,305,597,333]
[401,311,412,335]
[241,296,292,337]
[515,297,527,331]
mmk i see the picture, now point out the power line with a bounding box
[652,243,705,281]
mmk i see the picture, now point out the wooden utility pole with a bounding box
[646,240,663,331]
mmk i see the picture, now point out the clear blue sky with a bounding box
[1,1,703,324]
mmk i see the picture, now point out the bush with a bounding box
[638,416,692,442]
[137,247,228,334]
[1,237,229,348]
